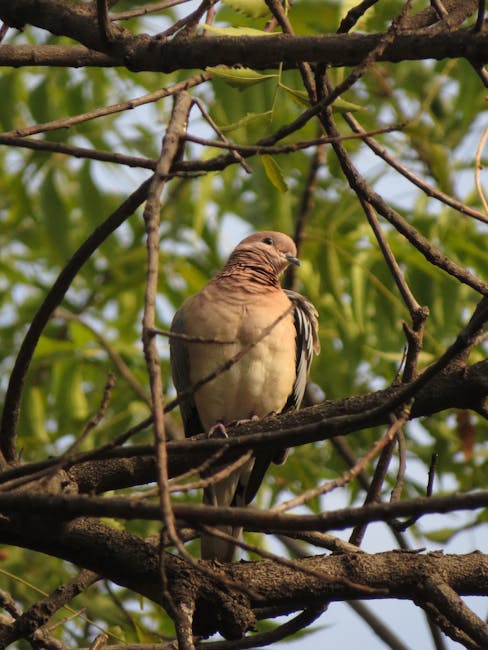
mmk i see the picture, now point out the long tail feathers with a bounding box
[201,459,253,561]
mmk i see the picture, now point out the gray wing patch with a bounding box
[169,306,204,438]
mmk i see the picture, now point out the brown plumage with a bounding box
[170,231,319,561]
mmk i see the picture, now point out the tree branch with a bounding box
[1,514,487,642]
[1,357,486,495]
[1,0,488,72]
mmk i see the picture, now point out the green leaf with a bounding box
[351,262,366,333]
[331,97,365,113]
[55,360,89,423]
[281,85,365,112]
[260,155,288,192]
[423,528,459,543]
[219,110,273,133]
[280,85,310,108]
[0,73,17,130]
[24,386,48,442]
[40,170,70,262]
[208,66,277,88]
[222,0,270,18]
[202,24,277,36]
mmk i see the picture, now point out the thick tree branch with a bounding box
[1,5,488,72]
[0,514,487,641]
[1,488,488,533]
[0,357,486,494]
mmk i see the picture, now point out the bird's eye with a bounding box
[262,236,274,245]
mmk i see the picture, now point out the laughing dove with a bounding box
[170,231,319,561]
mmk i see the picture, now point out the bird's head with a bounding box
[229,231,300,276]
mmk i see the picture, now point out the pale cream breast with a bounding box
[183,286,296,430]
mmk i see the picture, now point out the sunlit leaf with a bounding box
[208,66,277,88]
[219,110,273,133]
[260,154,288,192]
[202,24,277,36]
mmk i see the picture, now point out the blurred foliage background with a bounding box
[1,0,488,647]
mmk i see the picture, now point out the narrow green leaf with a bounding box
[0,73,17,130]
[260,155,288,193]
[423,528,458,543]
[40,170,70,262]
[56,361,89,422]
[203,24,278,36]
[208,66,277,89]
[281,85,364,111]
[220,110,272,133]
[24,386,48,442]
[280,85,310,108]
[351,262,366,333]
[331,97,365,113]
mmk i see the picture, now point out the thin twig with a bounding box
[0,22,9,42]
[316,85,488,295]
[390,426,407,503]
[348,411,409,546]
[359,200,429,381]
[0,133,157,170]
[337,0,379,33]
[344,113,488,225]
[264,0,316,100]
[272,418,406,513]
[152,327,235,344]
[285,141,325,291]
[157,0,218,38]
[0,74,208,140]
[474,0,486,31]
[112,0,189,21]
[97,0,115,44]
[90,633,109,650]
[361,200,422,316]
[402,310,429,383]
[277,531,363,554]
[427,453,438,497]
[431,0,449,20]
[0,570,100,648]
[185,123,404,154]
[168,446,229,488]
[191,96,252,173]
[394,452,438,531]
[170,451,253,493]
[140,92,192,621]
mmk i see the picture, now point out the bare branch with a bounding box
[2,488,488,532]
[140,91,192,622]
[0,73,208,139]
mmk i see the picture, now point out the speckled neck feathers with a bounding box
[214,248,281,290]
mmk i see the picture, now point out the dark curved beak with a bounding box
[285,253,300,266]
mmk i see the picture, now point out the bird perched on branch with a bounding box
[170,231,319,561]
